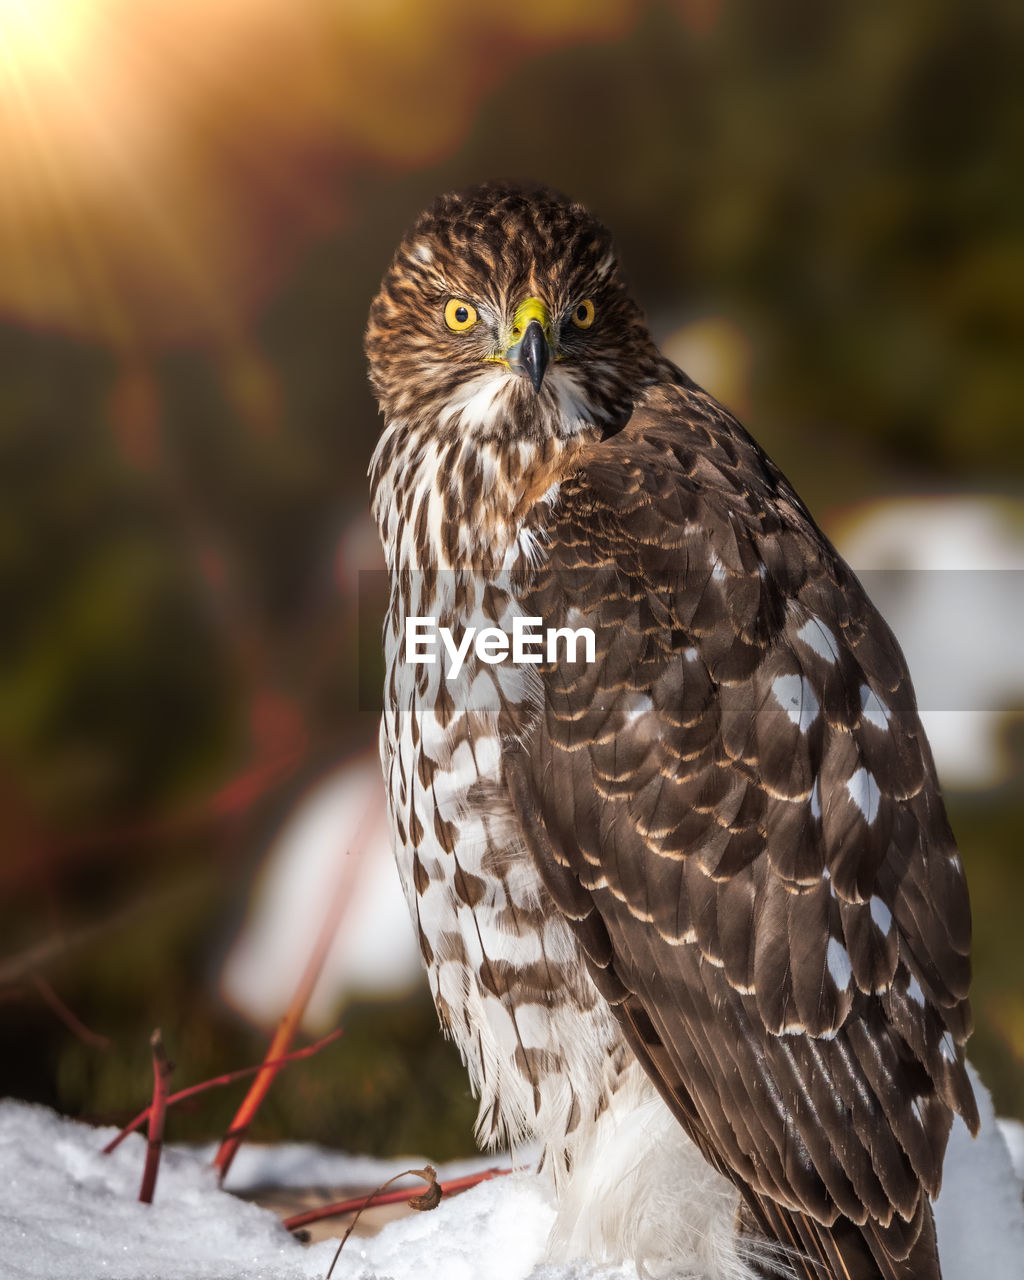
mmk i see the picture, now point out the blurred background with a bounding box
[0,0,1021,1163]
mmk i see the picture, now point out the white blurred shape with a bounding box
[220,749,420,1030]
[835,496,1024,788]
[333,509,385,596]
[935,1063,1024,1278]
[997,1117,1024,1182]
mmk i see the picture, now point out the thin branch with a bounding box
[212,809,375,1183]
[102,1028,342,1155]
[31,975,111,1049]
[138,1030,173,1204]
[282,1165,511,1232]
[0,882,201,988]
[0,741,306,895]
[322,1167,440,1280]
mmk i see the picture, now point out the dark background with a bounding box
[1,0,1020,1160]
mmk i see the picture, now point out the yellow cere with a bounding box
[444,298,478,331]
[510,296,552,339]
[572,298,595,329]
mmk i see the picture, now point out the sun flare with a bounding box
[0,0,94,85]
[0,0,641,343]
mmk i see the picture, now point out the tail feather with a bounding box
[739,1188,942,1280]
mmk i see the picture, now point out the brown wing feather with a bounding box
[506,377,977,1280]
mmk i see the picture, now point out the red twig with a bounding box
[212,811,374,1184]
[138,1030,173,1204]
[102,1028,342,1155]
[282,1166,511,1232]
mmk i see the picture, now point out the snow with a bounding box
[2,1066,1021,1280]
[330,1175,616,1280]
[0,1100,316,1280]
[0,1100,600,1280]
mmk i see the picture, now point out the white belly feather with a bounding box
[380,567,625,1156]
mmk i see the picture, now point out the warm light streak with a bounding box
[0,0,93,85]
[0,0,272,345]
[0,0,643,345]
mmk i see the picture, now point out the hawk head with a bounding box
[365,183,661,444]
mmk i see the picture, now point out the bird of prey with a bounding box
[366,183,978,1280]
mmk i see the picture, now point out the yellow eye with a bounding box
[571,299,595,329]
[444,298,478,331]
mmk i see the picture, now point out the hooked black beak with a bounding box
[519,319,550,393]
